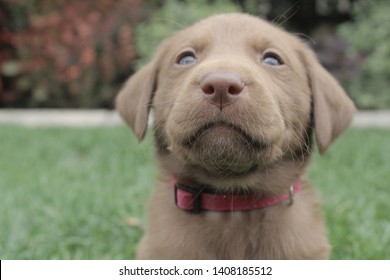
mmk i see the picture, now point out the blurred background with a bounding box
[1,0,390,260]
[1,0,389,110]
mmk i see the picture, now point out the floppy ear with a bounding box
[116,61,158,142]
[301,48,356,154]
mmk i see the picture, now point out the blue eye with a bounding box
[177,53,197,65]
[262,53,283,66]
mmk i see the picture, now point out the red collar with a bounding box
[171,176,301,213]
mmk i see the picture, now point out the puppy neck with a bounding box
[157,152,309,196]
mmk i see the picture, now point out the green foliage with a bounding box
[2,0,388,109]
[338,0,390,109]
[134,0,240,68]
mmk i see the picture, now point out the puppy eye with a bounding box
[176,52,197,65]
[262,53,283,66]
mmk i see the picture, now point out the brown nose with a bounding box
[200,72,245,109]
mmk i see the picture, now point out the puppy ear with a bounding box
[116,61,158,142]
[301,48,356,154]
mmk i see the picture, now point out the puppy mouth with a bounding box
[177,120,270,175]
[184,121,267,150]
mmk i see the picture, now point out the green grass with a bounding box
[0,125,156,259]
[0,125,389,259]
[309,128,390,259]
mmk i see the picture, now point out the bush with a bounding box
[0,0,141,108]
[338,0,390,109]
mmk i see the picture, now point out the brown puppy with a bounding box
[116,13,355,259]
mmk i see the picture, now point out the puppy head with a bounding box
[116,13,355,176]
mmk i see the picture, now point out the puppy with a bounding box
[116,13,355,259]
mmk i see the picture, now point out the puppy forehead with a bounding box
[170,13,299,51]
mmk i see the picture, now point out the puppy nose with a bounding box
[200,72,245,109]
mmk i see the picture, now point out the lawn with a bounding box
[0,125,389,259]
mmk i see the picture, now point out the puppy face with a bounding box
[117,14,355,178]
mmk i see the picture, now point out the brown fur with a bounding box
[116,14,355,259]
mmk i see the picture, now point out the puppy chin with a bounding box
[171,126,284,177]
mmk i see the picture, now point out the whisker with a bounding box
[272,2,301,27]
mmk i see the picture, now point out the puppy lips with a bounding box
[183,121,268,150]
[174,121,265,175]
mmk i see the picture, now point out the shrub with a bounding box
[0,0,141,108]
[338,0,390,109]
